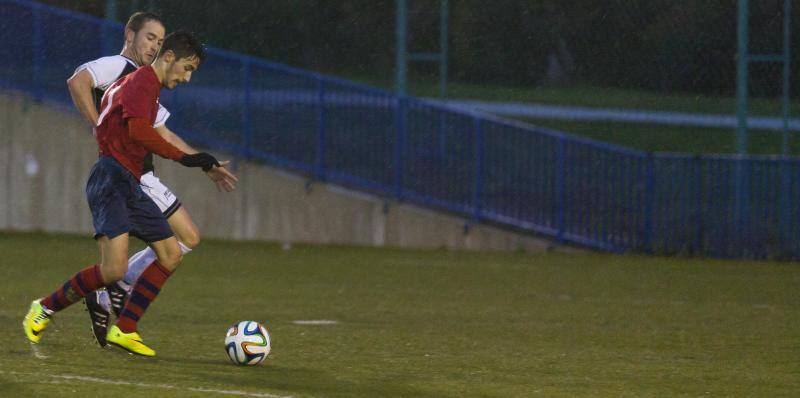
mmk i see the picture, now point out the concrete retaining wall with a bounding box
[0,91,568,253]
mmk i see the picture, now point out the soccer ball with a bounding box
[224,321,271,365]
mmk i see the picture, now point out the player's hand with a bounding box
[205,160,238,192]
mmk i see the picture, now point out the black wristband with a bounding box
[179,152,220,172]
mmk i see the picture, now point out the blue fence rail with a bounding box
[2,0,800,260]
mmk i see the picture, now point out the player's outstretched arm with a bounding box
[155,124,238,191]
[129,118,237,190]
[67,69,100,126]
[155,124,198,155]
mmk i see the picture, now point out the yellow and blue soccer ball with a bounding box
[224,321,271,365]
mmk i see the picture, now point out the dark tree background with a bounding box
[42,0,800,97]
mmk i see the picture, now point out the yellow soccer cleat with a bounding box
[23,299,53,344]
[106,325,155,357]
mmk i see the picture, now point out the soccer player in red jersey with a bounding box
[67,12,236,348]
[23,31,232,356]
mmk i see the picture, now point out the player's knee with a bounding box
[158,247,183,270]
[100,263,127,283]
[161,253,183,270]
[180,228,200,249]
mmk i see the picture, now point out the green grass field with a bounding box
[1,232,798,397]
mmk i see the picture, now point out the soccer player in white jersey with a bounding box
[66,12,237,346]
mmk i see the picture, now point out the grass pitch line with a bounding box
[28,343,49,359]
[292,320,338,325]
[0,371,293,398]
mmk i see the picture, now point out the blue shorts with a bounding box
[86,156,174,243]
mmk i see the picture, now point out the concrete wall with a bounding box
[0,91,571,253]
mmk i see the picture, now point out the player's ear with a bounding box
[124,28,135,46]
[162,49,175,64]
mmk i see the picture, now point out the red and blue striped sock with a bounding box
[116,261,172,333]
[40,264,104,312]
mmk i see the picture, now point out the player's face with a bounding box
[129,20,165,66]
[163,55,201,89]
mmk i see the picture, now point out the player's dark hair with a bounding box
[159,31,206,63]
[125,12,163,33]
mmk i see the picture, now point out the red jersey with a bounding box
[95,66,165,179]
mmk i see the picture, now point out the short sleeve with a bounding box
[153,104,170,128]
[120,72,158,121]
[73,56,132,90]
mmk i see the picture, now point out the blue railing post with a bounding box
[778,158,791,257]
[242,57,252,159]
[600,152,610,249]
[694,155,704,255]
[472,116,483,221]
[315,78,327,180]
[733,157,750,258]
[31,2,43,101]
[556,137,566,243]
[393,97,407,200]
[438,113,447,160]
[643,153,655,254]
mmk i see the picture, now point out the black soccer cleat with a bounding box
[107,281,129,318]
[84,290,110,347]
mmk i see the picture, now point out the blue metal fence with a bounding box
[3,0,800,260]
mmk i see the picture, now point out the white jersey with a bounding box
[74,55,169,128]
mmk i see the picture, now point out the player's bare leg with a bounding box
[102,206,198,317]
[167,207,200,248]
[147,235,184,271]
[96,234,131,285]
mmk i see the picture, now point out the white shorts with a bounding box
[139,171,181,217]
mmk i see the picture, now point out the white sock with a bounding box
[97,290,112,312]
[178,242,193,255]
[122,247,157,287]
[122,243,193,289]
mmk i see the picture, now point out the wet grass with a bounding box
[1,232,798,397]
